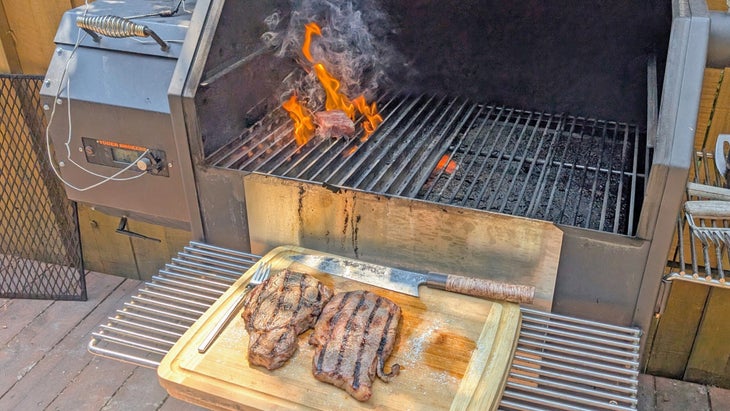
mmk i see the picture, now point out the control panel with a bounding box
[81,137,168,177]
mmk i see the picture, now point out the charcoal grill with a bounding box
[42,0,717,351]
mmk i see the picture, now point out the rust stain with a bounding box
[352,214,360,258]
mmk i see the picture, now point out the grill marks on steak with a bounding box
[309,290,401,401]
[241,269,333,370]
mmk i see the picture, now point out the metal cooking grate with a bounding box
[211,94,647,235]
[88,242,641,409]
[0,74,86,300]
[89,242,258,367]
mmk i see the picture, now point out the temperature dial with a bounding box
[136,158,152,171]
[135,153,164,174]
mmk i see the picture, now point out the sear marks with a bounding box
[241,269,333,370]
[309,290,401,401]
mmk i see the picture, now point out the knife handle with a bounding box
[427,273,535,304]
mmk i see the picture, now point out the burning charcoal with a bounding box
[315,110,356,139]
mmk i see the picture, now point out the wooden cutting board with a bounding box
[158,246,522,410]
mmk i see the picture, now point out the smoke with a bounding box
[262,0,403,109]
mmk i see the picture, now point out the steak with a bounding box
[309,290,401,401]
[314,110,356,138]
[241,269,333,370]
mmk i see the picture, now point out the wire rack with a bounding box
[89,241,641,409]
[0,74,86,300]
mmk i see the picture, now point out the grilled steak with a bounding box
[309,290,401,401]
[315,110,355,138]
[241,269,333,370]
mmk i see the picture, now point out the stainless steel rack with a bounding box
[89,241,641,410]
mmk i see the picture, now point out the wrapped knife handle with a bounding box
[427,273,535,304]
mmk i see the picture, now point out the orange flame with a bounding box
[302,22,321,63]
[352,95,383,139]
[313,63,355,118]
[282,94,315,146]
[435,154,458,175]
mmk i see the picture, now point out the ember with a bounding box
[434,154,458,175]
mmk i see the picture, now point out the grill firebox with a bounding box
[210,94,648,236]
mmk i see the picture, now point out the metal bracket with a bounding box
[115,217,161,242]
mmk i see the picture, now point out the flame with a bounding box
[283,22,385,145]
[313,63,355,118]
[435,154,458,175]
[352,95,383,139]
[282,94,316,146]
[302,22,321,63]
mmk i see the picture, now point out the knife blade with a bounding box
[288,254,535,304]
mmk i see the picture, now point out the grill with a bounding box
[211,94,648,235]
[43,0,715,365]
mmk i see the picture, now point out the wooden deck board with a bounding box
[0,272,138,410]
[0,297,54,346]
[0,272,124,393]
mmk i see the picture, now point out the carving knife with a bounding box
[288,254,535,304]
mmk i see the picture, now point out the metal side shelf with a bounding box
[89,241,641,410]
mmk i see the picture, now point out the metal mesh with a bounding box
[210,94,646,235]
[0,74,86,300]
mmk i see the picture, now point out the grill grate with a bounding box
[211,94,647,235]
[0,74,85,300]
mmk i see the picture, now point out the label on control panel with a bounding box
[81,137,169,177]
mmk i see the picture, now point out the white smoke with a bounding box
[262,0,402,109]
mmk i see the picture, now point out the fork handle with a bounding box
[197,291,247,353]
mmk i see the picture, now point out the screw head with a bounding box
[59,161,66,167]
[44,79,51,87]
[43,104,50,111]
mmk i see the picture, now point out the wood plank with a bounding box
[705,68,730,156]
[638,374,657,411]
[645,281,709,378]
[0,296,53,347]
[0,0,20,72]
[654,376,710,411]
[0,272,123,396]
[1,0,71,74]
[707,0,729,11]
[684,287,730,388]
[98,366,171,410]
[46,353,138,410]
[0,273,139,410]
[709,386,730,410]
[693,68,723,154]
[159,395,209,411]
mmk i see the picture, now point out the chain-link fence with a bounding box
[0,74,86,300]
